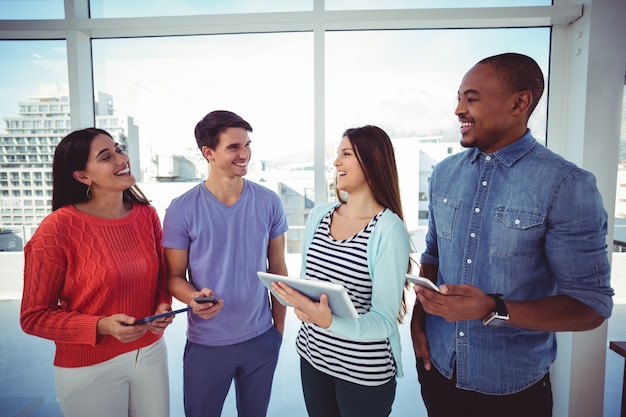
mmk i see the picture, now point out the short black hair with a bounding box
[479,52,545,117]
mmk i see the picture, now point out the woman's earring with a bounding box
[86,185,93,199]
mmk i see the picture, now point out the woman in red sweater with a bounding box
[21,128,173,417]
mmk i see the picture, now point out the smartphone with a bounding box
[130,307,190,325]
[405,274,440,292]
[194,296,218,304]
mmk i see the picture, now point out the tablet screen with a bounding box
[257,271,358,319]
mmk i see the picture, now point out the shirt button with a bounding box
[470,232,476,238]
[474,207,480,213]
[482,181,487,186]
[485,156,491,161]
[459,332,465,337]
[515,219,521,225]
[443,198,448,203]
[466,259,472,264]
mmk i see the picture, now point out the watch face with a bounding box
[482,313,509,327]
[487,317,507,327]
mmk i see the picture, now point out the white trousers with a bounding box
[55,338,169,417]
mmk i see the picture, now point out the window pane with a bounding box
[90,0,313,18]
[326,28,550,248]
[0,40,67,227]
[326,0,551,10]
[92,34,314,252]
[612,84,626,299]
[0,0,64,19]
[615,86,626,221]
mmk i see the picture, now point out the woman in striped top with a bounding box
[272,125,412,417]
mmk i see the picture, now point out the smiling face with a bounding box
[203,127,251,179]
[455,62,529,154]
[73,133,136,195]
[334,136,367,195]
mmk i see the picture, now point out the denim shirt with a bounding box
[420,130,613,395]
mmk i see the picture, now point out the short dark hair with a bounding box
[52,128,149,211]
[194,110,253,150]
[479,52,545,117]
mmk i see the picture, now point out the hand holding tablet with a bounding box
[257,271,358,319]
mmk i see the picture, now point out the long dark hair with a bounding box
[338,125,404,220]
[338,125,411,323]
[52,128,149,211]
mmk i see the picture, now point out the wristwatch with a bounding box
[482,293,509,327]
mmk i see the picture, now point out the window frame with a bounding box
[0,2,624,417]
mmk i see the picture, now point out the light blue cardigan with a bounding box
[299,202,411,378]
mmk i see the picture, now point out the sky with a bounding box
[0,2,551,163]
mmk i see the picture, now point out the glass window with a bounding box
[325,28,550,234]
[615,86,626,220]
[92,33,314,184]
[612,81,626,300]
[326,0,551,10]
[90,0,313,18]
[0,41,68,135]
[0,0,64,19]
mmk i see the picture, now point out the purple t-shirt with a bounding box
[163,180,288,346]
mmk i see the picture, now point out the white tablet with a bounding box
[257,271,359,319]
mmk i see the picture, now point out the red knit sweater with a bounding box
[21,203,171,367]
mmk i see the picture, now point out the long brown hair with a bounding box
[339,125,412,323]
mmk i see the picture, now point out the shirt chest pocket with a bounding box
[432,195,462,241]
[490,208,546,262]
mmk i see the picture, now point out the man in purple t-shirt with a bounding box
[163,110,288,417]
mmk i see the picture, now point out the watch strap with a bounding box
[486,293,508,316]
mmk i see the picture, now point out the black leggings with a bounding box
[300,358,397,417]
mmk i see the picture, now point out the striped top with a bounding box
[296,207,396,386]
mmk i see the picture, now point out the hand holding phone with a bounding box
[194,296,218,304]
[405,274,440,292]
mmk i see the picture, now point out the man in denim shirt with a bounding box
[410,53,614,417]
